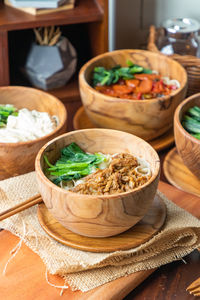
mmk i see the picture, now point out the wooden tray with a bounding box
[73,107,174,152]
[37,193,166,253]
[163,147,200,197]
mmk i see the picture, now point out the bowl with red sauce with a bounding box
[79,49,187,141]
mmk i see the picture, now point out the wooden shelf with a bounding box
[47,78,82,132]
[0,0,103,31]
[47,77,80,103]
[0,0,108,130]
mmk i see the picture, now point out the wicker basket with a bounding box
[147,25,200,96]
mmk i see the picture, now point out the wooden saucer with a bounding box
[37,194,166,253]
[73,106,174,152]
[163,147,200,197]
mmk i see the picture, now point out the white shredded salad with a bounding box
[0,105,58,143]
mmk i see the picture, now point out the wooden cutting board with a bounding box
[0,181,200,300]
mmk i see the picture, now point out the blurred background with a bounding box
[109,0,200,50]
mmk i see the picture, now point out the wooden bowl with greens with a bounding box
[79,49,187,141]
[0,86,67,180]
[174,93,200,179]
[35,128,160,238]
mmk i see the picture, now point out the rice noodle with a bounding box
[0,108,58,143]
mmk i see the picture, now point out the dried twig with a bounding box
[43,27,48,45]
[33,26,61,46]
[49,31,61,46]
[33,28,43,45]
[48,25,55,42]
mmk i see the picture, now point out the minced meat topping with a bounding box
[71,153,151,195]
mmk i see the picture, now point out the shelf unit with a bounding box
[0,0,108,129]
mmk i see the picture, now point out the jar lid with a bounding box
[163,18,200,34]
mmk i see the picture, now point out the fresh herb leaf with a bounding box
[126,60,134,67]
[92,61,153,86]
[0,105,18,127]
[142,68,153,74]
[129,65,143,74]
[45,142,109,186]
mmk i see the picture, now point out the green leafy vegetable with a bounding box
[0,105,18,128]
[187,106,200,121]
[182,105,200,139]
[142,68,153,74]
[44,142,108,185]
[92,60,152,86]
[191,133,200,140]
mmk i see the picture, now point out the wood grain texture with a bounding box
[163,147,200,197]
[88,0,108,57]
[0,30,9,86]
[4,0,74,16]
[174,93,200,179]
[37,194,166,252]
[128,250,200,300]
[35,128,160,238]
[79,49,187,141]
[0,0,103,31]
[0,86,67,180]
[48,78,80,102]
[73,106,175,151]
[0,181,199,300]
[0,229,155,300]
[64,99,81,132]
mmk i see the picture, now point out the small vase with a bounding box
[24,36,77,90]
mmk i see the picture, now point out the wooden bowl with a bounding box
[35,129,160,238]
[174,93,200,179]
[79,49,187,141]
[0,86,67,180]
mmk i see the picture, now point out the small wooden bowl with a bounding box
[0,86,67,180]
[174,93,200,179]
[35,129,160,238]
[79,49,187,141]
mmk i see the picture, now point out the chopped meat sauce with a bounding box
[71,153,150,195]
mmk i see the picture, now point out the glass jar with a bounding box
[157,18,200,56]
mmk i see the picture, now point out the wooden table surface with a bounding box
[0,144,200,299]
[125,146,200,300]
[126,179,200,300]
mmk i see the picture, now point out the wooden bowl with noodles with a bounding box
[0,86,67,180]
[35,128,160,238]
[174,93,200,179]
[79,49,187,141]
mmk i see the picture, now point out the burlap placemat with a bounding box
[0,171,200,292]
